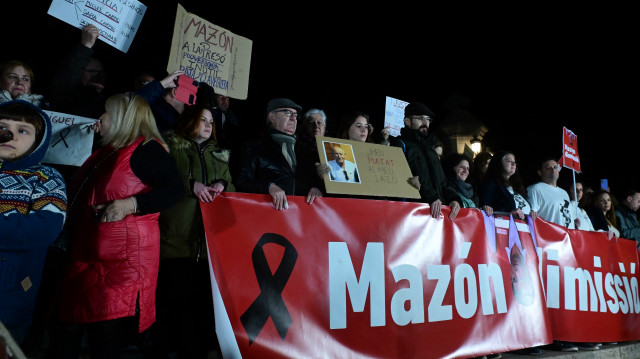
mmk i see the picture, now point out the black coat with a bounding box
[480,178,517,213]
[587,207,609,232]
[48,44,105,119]
[390,128,459,204]
[235,130,311,196]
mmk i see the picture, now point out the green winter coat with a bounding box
[159,132,235,260]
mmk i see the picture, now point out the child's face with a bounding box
[0,118,37,160]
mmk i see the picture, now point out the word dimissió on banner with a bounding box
[541,248,640,314]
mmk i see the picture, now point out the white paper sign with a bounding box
[42,111,96,167]
[47,0,147,53]
[383,96,409,137]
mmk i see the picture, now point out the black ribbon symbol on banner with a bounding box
[51,127,71,148]
[240,233,298,345]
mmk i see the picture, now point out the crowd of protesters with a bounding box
[2,23,640,359]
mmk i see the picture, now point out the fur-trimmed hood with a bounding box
[164,130,231,162]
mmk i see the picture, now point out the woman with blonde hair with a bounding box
[50,93,183,358]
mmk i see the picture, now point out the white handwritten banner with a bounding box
[384,96,409,137]
[47,0,147,53]
[167,3,252,100]
[42,111,96,167]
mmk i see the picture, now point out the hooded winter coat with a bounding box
[0,100,67,341]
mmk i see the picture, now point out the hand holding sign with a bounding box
[160,70,184,89]
[48,0,147,53]
[81,23,100,48]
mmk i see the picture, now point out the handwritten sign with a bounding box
[560,126,581,172]
[167,4,252,100]
[316,136,420,199]
[47,0,147,53]
[383,96,409,137]
[42,111,96,167]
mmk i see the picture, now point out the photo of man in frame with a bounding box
[324,142,360,183]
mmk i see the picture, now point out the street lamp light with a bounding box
[470,136,481,155]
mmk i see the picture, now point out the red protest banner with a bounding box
[202,193,552,358]
[201,193,640,358]
[560,127,581,172]
[532,219,640,343]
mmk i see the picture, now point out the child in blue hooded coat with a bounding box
[0,100,67,344]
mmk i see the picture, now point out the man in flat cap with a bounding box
[390,102,460,219]
[236,98,322,209]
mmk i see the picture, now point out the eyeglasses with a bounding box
[343,170,349,181]
[273,110,299,119]
[410,115,432,123]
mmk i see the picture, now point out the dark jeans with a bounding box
[21,246,68,354]
[144,258,220,359]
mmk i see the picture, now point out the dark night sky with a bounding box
[7,2,637,193]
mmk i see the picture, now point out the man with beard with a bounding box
[390,102,460,220]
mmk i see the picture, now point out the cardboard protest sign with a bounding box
[47,0,147,53]
[167,4,252,100]
[316,136,420,199]
[42,111,96,167]
[383,96,409,137]
[559,127,581,172]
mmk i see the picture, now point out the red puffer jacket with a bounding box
[59,137,160,332]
